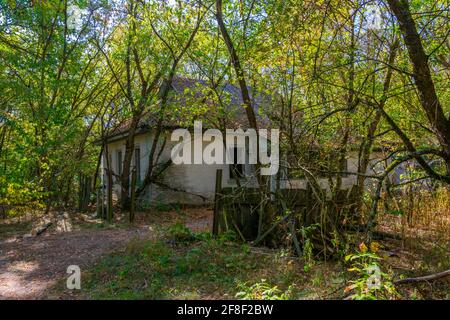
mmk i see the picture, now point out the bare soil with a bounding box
[0,208,213,299]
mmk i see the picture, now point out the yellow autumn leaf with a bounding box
[370,242,380,253]
[359,242,368,253]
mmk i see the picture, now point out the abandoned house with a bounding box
[99,77,396,206]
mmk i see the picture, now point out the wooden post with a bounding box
[129,168,137,223]
[212,169,222,236]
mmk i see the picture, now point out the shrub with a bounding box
[344,242,398,300]
[168,223,196,242]
[236,279,293,300]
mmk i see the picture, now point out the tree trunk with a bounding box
[356,38,399,209]
[104,143,113,222]
[215,0,259,133]
[216,0,276,238]
[387,0,450,173]
[120,115,140,210]
[129,168,137,223]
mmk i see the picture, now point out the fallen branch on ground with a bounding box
[394,269,450,285]
[371,230,403,240]
[346,224,403,240]
[36,222,53,236]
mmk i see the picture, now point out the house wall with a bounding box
[103,132,394,205]
[103,134,151,200]
[103,131,255,205]
[279,151,393,195]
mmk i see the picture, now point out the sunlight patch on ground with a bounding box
[0,260,52,299]
[7,261,39,273]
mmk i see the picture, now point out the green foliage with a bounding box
[218,229,238,243]
[0,177,43,206]
[298,223,319,271]
[154,201,182,213]
[344,242,398,300]
[236,279,293,300]
[168,222,196,242]
[0,0,105,207]
[0,0,448,217]
[388,209,404,216]
[76,228,322,300]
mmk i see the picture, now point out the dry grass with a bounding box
[378,187,450,240]
[374,187,450,299]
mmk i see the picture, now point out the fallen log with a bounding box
[371,230,403,240]
[394,269,450,285]
[345,224,403,240]
[35,222,53,236]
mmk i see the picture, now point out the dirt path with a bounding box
[0,226,152,299]
[0,208,213,300]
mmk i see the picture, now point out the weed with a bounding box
[168,222,195,242]
[236,279,293,300]
[344,242,398,300]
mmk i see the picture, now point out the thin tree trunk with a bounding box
[129,168,137,223]
[215,0,259,133]
[104,143,113,222]
[136,11,204,197]
[216,0,276,236]
[357,38,399,208]
[92,144,104,195]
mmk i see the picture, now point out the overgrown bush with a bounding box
[168,222,196,242]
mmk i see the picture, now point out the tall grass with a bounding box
[380,187,449,236]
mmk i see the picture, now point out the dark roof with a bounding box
[100,77,273,143]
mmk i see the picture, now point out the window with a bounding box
[134,148,141,182]
[117,150,122,176]
[230,147,244,179]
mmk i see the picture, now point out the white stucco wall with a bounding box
[103,131,240,205]
[279,150,393,196]
[102,131,392,205]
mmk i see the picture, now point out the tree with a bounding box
[386,0,450,177]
